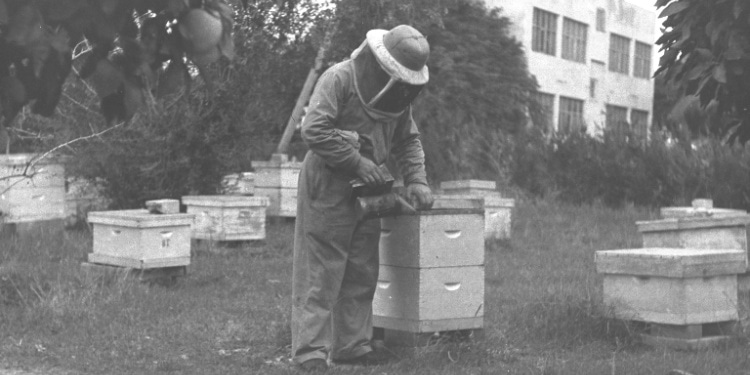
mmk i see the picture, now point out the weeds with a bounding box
[1,200,749,374]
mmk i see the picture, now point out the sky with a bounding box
[626,0,658,12]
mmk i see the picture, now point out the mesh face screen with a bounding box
[372,81,424,113]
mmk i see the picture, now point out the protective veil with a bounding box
[291,42,428,364]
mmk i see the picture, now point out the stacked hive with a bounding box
[439,180,514,240]
[252,154,301,218]
[373,197,485,346]
[596,199,750,349]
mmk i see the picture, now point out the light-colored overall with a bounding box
[291,46,428,364]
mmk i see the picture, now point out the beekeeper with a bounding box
[291,25,433,371]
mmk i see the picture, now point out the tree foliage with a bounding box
[329,0,538,183]
[655,0,750,142]
[0,0,236,129]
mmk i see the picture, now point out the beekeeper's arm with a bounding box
[301,69,386,185]
[392,108,433,208]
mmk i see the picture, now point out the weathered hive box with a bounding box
[644,205,750,329]
[437,181,515,240]
[373,199,485,334]
[221,172,255,196]
[637,215,750,268]
[64,177,110,227]
[596,248,745,325]
[1,154,65,223]
[87,209,194,269]
[182,195,269,241]
[660,199,746,219]
[252,154,301,217]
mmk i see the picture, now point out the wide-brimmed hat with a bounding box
[366,25,429,85]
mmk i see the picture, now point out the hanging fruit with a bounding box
[0,0,237,128]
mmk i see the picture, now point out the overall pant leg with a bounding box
[331,217,381,360]
[291,152,357,364]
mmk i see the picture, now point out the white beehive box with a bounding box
[252,154,301,217]
[374,265,485,332]
[660,199,747,219]
[87,209,194,269]
[221,172,255,196]
[379,209,484,268]
[182,195,269,241]
[1,154,65,223]
[596,248,745,325]
[374,202,485,333]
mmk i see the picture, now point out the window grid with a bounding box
[634,41,652,79]
[558,97,584,133]
[532,8,558,56]
[596,8,606,32]
[609,34,631,74]
[631,109,649,139]
[562,18,587,63]
[606,104,629,137]
[533,91,555,131]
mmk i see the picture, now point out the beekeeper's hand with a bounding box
[355,157,387,186]
[406,183,433,210]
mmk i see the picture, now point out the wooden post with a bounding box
[275,23,337,155]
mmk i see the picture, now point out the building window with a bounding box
[609,34,631,74]
[606,104,629,137]
[596,8,606,32]
[558,97,584,133]
[562,18,587,63]
[532,8,558,56]
[590,78,597,98]
[533,91,555,131]
[631,109,649,139]
[634,41,652,79]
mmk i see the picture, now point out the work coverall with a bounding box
[291,45,428,364]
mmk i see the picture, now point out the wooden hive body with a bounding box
[373,200,485,334]
[252,154,300,217]
[87,209,194,268]
[1,154,66,223]
[641,208,750,329]
[596,248,745,325]
[437,180,515,240]
[182,195,269,241]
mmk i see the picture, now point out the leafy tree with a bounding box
[327,0,538,183]
[655,0,750,142]
[0,0,236,137]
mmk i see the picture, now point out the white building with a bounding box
[486,0,656,137]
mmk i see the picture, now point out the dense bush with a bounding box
[507,127,750,210]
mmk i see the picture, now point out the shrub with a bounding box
[508,126,750,210]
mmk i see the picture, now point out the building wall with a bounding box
[486,0,656,135]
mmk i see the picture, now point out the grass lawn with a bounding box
[1,199,749,374]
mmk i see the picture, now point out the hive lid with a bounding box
[432,195,484,209]
[182,195,269,207]
[595,248,747,278]
[88,209,195,228]
[636,215,750,232]
[440,179,496,191]
[660,206,747,219]
[252,154,302,169]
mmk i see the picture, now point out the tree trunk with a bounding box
[275,24,337,155]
